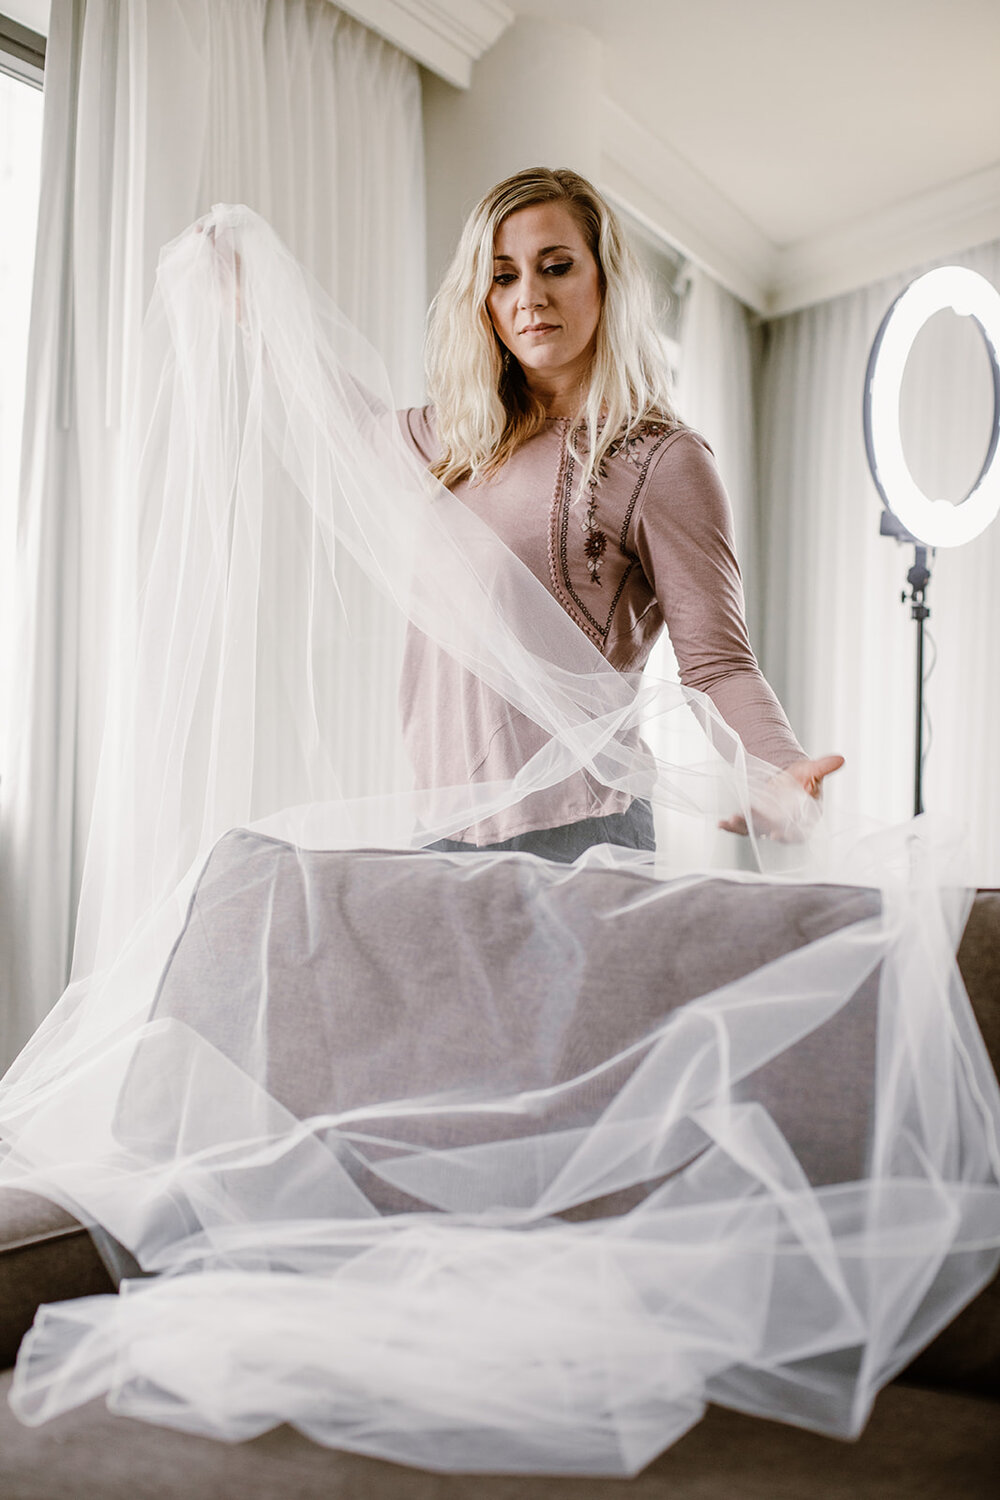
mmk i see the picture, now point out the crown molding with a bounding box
[332,0,512,87]
[599,98,777,316]
[768,162,1000,317]
[3,1,511,85]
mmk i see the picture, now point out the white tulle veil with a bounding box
[0,206,998,1477]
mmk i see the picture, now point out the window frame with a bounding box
[0,14,45,90]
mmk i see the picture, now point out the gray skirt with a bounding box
[425,797,655,864]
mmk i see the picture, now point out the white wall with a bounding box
[422,14,600,298]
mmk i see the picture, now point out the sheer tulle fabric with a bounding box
[0,208,998,1477]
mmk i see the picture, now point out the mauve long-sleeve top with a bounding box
[397,406,804,843]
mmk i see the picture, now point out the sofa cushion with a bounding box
[144,833,883,1188]
[0,1369,993,1499]
[0,1188,113,1370]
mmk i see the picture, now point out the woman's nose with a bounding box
[517,273,547,309]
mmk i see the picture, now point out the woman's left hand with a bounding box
[719,753,845,839]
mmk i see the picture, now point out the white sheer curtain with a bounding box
[0,0,425,1061]
[645,263,764,868]
[673,264,763,617]
[758,238,1000,883]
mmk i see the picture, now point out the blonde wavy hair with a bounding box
[425,166,681,493]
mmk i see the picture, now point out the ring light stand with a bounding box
[863,266,1000,817]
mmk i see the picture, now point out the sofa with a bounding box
[0,877,997,1500]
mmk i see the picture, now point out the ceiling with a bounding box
[520,0,999,247]
[514,0,1000,313]
[7,0,999,314]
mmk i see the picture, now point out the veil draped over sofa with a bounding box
[0,208,997,1477]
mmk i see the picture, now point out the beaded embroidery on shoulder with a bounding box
[603,417,676,469]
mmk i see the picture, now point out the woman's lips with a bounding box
[521,324,558,335]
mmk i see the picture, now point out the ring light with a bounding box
[863,266,1000,548]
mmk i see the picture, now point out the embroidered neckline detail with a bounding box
[547,420,677,648]
[582,495,608,583]
[574,419,674,586]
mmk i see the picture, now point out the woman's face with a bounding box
[486,201,602,391]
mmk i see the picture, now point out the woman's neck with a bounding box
[523,369,588,420]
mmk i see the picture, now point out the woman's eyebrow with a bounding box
[493,244,574,262]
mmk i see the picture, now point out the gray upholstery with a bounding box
[0,1370,994,1500]
[0,1188,112,1370]
[146,834,882,1189]
[903,890,1000,1396]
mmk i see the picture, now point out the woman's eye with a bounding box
[493,272,516,286]
[545,262,572,276]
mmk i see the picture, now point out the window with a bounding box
[615,202,691,384]
[0,11,44,751]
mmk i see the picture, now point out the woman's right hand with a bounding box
[195,218,244,326]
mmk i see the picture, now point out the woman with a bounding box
[396,167,843,861]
